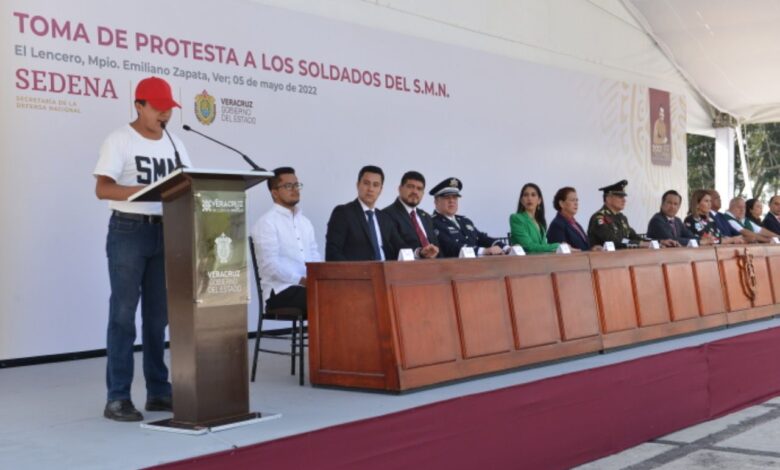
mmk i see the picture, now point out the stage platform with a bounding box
[2,318,780,469]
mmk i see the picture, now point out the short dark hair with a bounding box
[552,187,576,212]
[662,190,682,205]
[134,99,147,106]
[358,165,384,184]
[267,166,296,191]
[400,171,425,187]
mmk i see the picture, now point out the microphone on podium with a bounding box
[182,124,266,171]
[160,121,184,170]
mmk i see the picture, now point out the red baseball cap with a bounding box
[135,77,180,111]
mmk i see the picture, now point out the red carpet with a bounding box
[153,326,780,470]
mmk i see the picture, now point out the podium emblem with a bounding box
[215,233,232,264]
[195,90,216,125]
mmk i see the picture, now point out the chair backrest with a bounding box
[248,235,264,315]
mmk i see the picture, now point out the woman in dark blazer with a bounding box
[546,186,593,251]
[746,198,764,228]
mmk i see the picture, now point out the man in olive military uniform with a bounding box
[430,177,508,257]
[587,180,649,249]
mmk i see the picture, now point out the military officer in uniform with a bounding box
[430,177,508,257]
[587,180,652,249]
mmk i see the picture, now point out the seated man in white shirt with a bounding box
[251,167,321,310]
[723,197,777,243]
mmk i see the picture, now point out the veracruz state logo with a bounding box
[215,233,232,264]
[194,90,216,125]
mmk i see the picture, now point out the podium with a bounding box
[130,168,272,432]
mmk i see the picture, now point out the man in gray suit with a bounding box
[646,190,692,246]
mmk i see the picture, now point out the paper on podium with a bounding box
[129,168,273,202]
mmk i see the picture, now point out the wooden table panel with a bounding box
[766,254,780,303]
[506,274,561,349]
[594,267,638,332]
[752,257,774,307]
[315,279,384,374]
[453,279,514,358]
[391,282,460,369]
[552,270,601,340]
[693,260,726,315]
[664,262,700,321]
[630,264,671,326]
[719,258,753,311]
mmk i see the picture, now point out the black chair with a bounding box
[248,236,306,386]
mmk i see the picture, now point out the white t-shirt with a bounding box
[94,124,192,215]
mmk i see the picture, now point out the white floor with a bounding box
[2,318,779,469]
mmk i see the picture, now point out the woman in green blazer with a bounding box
[509,183,563,253]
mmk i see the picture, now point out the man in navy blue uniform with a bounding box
[430,177,507,258]
[708,189,742,238]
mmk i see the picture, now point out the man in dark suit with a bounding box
[325,165,407,261]
[646,190,692,247]
[430,177,507,258]
[762,195,780,235]
[708,189,742,238]
[382,171,439,259]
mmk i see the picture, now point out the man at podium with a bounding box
[93,77,192,422]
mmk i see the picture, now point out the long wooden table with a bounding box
[306,245,780,392]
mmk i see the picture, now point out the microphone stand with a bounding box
[182,124,265,171]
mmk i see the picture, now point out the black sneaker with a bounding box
[104,399,143,422]
[145,396,173,412]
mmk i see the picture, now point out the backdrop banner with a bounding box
[0,0,687,359]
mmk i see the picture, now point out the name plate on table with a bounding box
[649,240,661,250]
[398,248,415,261]
[556,244,571,254]
[603,241,616,251]
[772,237,780,244]
[509,245,526,256]
[687,239,699,248]
[459,246,476,258]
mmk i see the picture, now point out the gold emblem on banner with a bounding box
[737,248,758,301]
[194,90,216,125]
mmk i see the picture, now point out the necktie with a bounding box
[410,210,430,247]
[668,218,677,238]
[365,210,382,260]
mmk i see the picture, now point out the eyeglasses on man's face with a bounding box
[275,183,304,191]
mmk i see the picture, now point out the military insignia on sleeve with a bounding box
[466,224,475,231]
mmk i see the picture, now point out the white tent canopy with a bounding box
[625,0,780,124]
